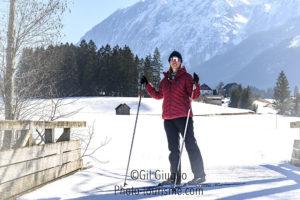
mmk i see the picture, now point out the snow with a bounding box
[159,0,168,5]
[18,97,300,199]
[253,99,277,114]
[264,4,272,13]
[288,35,300,48]
[240,0,251,5]
[226,0,235,7]
[223,36,230,43]
[226,0,251,7]
[234,14,249,24]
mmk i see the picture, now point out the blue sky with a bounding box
[62,0,140,44]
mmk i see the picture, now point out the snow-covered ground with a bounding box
[253,99,277,114]
[18,97,300,200]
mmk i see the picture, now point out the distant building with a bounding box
[115,103,130,115]
[223,83,239,97]
[200,84,213,96]
[203,96,223,106]
[256,99,274,109]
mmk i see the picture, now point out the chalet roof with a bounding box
[200,84,212,91]
[223,83,239,90]
[115,103,131,110]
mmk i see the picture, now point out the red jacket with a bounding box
[146,68,200,120]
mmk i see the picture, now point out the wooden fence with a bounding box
[0,120,86,200]
[291,121,300,167]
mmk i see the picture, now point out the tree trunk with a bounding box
[4,0,16,120]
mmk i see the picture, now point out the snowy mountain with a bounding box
[80,0,300,89]
[231,34,300,89]
[199,17,300,88]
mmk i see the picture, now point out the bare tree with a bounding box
[0,0,69,120]
[0,0,75,150]
[73,120,111,166]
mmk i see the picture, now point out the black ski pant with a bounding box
[164,117,205,181]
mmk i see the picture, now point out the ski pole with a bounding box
[174,84,196,188]
[123,84,144,187]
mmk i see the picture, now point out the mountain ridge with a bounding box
[80,0,300,89]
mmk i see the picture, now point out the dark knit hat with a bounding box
[168,51,182,62]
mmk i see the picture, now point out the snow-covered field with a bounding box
[18,97,300,200]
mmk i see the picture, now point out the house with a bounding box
[115,103,130,115]
[203,96,223,106]
[256,99,274,109]
[200,83,213,96]
[223,83,239,97]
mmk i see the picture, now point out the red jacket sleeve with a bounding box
[186,75,200,99]
[146,82,163,99]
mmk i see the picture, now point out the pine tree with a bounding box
[58,43,79,97]
[137,57,144,82]
[120,46,138,97]
[134,56,141,95]
[17,42,148,98]
[152,48,163,90]
[273,70,291,115]
[294,86,299,98]
[86,40,98,95]
[293,86,300,116]
[108,45,122,96]
[144,55,153,83]
[76,40,88,95]
[240,86,253,109]
[76,40,98,96]
[229,85,242,108]
[97,44,112,96]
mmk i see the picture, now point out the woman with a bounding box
[140,50,206,185]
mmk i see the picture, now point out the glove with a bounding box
[193,73,199,84]
[140,75,148,85]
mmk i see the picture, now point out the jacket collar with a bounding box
[163,66,187,79]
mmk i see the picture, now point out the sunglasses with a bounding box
[170,57,180,62]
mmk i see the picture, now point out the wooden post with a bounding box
[45,129,54,143]
[14,130,27,148]
[26,130,34,146]
[57,128,71,142]
[1,130,13,150]
[291,140,300,167]
[18,122,34,147]
[290,122,300,167]
[290,121,300,139]
[0,131,2,149]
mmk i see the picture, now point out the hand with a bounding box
[193,73,199,84]
[140,75,148,85]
